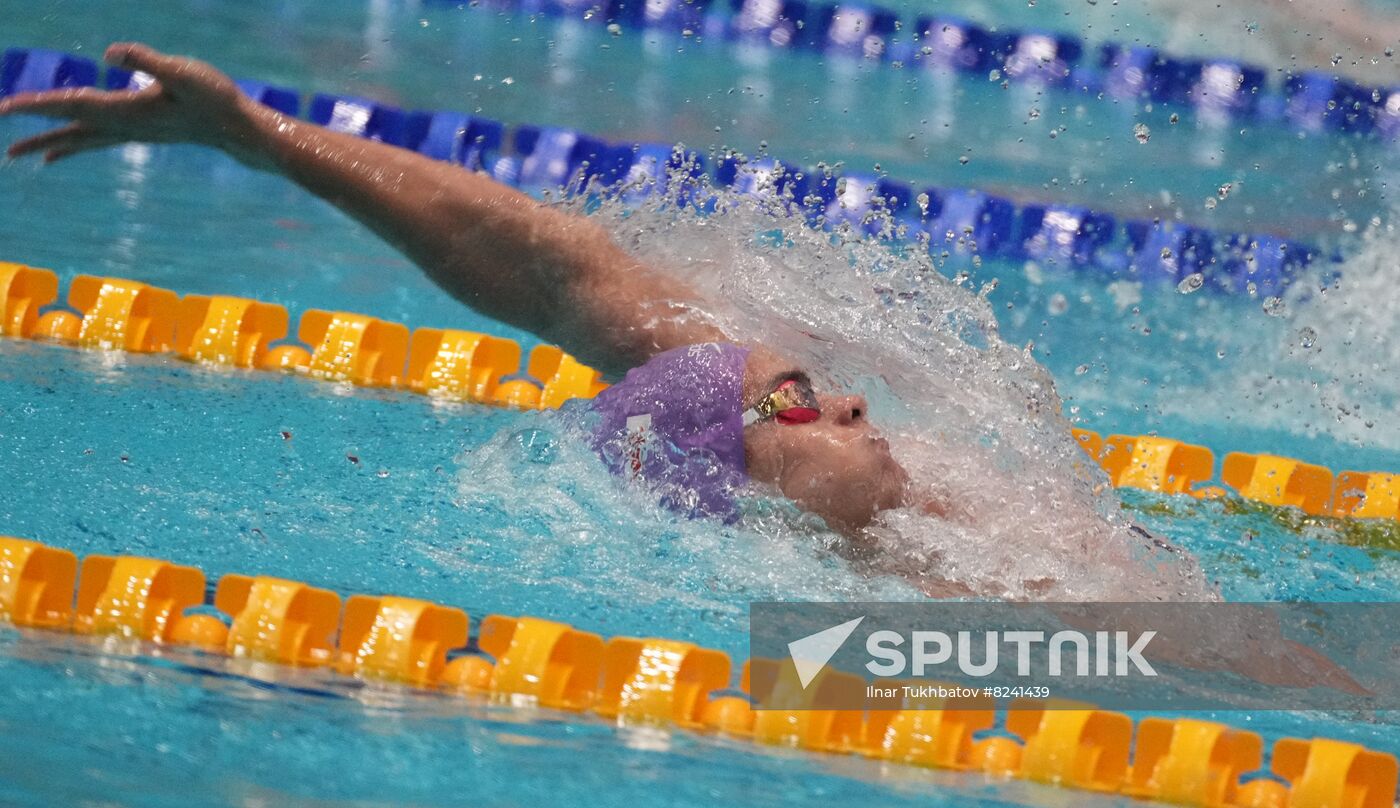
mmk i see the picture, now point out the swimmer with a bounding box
[1,43,1193,599]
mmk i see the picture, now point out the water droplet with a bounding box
[1169,113,1179,124]
[1074,363,1090,375]
[1262,297,1287,316]
[607,22,622,35]
[988,69,1002,81]
[1204,197,1218,210]
[1028,107,1041,120]
[958,155,969,164]
[1331,53,1342,66]
[1048,293,1069,315]
[513,428,559,465]
[1176,273,1204,294]
[1133,123,1150,143]
[1298,326,1317,348]
[1217,182,1233,199]
[1216,349,1227,359]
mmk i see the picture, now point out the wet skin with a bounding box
[740,350,910,535]
[0,42,912,536]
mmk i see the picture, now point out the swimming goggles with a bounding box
[742,378,821,426]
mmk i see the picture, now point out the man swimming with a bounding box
[0,42,912,527]
[0,43,1207,600]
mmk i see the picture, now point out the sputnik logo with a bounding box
[787,616,865,689]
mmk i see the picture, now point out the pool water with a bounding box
[3,0,1400,805]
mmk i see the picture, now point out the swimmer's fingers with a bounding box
[6,123,119,163]
[104,42,230,98]
[0,46,230,122]
[6,122,83,159]
[0,87,128,121]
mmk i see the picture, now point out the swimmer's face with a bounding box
[743,372,909,534]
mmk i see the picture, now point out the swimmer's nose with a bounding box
[829,395,868,426]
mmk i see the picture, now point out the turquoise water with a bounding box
[4,0,1400,805]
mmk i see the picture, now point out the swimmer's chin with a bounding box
[826,463,918,540]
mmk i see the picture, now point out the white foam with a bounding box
[451,170,1217,602]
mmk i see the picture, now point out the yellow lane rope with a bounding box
[1,535,1396,808]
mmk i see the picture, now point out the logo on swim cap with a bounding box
[624,413,652,480]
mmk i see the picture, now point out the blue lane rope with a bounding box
[2,45,1339,296]
[430,0,1400,139]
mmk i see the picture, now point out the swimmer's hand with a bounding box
[1,42,725,375]
[1,43,257,164]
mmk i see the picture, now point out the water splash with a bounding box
[451,416,924,627]
[1268,214,1400,446]
[456,163,1217,602]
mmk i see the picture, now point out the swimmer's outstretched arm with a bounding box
[0,42,726,376]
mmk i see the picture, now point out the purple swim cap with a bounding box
[586,342,751,520]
